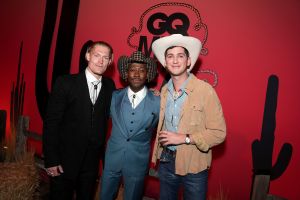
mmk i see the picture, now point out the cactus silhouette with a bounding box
[10,42,26,133]
[252,75,292,180]
[2,42,26,161]
[35,0,80,119]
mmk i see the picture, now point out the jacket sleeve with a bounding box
[42,76,69,168]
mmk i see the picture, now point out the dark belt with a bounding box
[163,148,176,157]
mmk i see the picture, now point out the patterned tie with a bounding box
[92,81,100,104]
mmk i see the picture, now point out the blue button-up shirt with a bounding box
[165,74,191,150]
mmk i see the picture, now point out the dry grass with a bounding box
[0,151,39,200]
[3,127,17,162]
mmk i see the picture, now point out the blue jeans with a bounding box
[158,152,208,200]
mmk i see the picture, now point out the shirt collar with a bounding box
[128,86,147,99]
[167,72,191,94]
[85,68,102,83]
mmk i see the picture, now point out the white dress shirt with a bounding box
[127,86,147,109]
[86,69,102,104]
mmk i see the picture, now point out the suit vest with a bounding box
[122,96,145,137]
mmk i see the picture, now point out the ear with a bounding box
[187,57,191,67]
[109,54,114,65]
[163,61,167,69]
[85,52,90,61]
[124,71,128,82]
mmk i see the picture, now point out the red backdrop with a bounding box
[1,0,300,199]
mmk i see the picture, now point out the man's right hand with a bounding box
[46,165,64,177]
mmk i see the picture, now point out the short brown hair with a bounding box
[164,46,190,58]
[87,41,113,58]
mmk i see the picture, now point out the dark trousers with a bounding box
[158,150,208,200]
[50,148,100,200]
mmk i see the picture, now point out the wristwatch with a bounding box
[185,134,191,144]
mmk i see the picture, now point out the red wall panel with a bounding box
[0,0,299,199]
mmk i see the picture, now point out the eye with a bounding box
[103,56,109,61]
[178,53,186,58]
[129,68,136,72]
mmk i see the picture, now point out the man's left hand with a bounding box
[158,130,185,146]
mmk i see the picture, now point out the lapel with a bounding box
[157,86,167,132]
[178,74,196,125]
[94,77,107,111]
[78,72,90,100]
[77,72,92,116]
[114,88,129,137]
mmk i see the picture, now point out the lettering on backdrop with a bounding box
[127,2,218,87]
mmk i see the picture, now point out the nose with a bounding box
[173,56,178,63]
[133,70,140,77]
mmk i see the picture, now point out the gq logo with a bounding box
[147,12,189,35]
[138,12,190,56]
[128,2,214,86]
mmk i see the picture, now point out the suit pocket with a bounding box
[189,104,204,126]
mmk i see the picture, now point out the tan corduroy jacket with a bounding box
[151,74,226,176]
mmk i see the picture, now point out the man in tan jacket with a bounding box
[151,34,226,200]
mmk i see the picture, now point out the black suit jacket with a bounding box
[43,72,115,179]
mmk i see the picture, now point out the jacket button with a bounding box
[127,138,130,141]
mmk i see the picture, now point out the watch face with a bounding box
[185,136,191,144]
